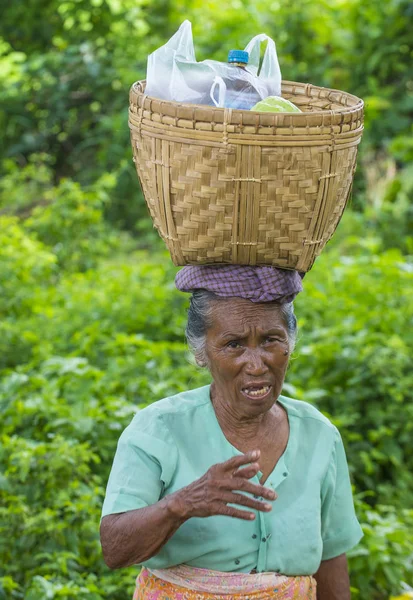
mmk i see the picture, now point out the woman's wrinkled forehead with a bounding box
[208,298,288,335]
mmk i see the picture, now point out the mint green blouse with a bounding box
[101,385,363,575]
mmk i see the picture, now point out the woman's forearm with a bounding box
[100,492,187,569]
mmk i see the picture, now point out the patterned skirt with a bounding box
[133,565,317,599]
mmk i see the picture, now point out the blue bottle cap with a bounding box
[228,50,249,64]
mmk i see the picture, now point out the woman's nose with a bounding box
[244,350,268,375]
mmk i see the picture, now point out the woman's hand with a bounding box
[167,450,277,521]
[101,450,275,569]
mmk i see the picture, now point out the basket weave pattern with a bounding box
[129,80,363,271]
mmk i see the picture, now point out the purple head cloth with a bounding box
[175,265,303,303]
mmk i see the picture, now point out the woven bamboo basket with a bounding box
[129,80,364,271]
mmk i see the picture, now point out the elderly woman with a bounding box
[100,266,363,600]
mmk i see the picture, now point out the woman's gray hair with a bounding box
[186,290,298,367]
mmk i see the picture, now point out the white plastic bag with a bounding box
[145,20,282,107]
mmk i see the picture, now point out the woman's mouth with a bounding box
[242,385,272,400]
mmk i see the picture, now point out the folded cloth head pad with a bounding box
[175,265,303,304]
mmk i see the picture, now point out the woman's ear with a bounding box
[195,350,208,368]
[195,357,207,368]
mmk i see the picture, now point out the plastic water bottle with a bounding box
[223,50,262,110]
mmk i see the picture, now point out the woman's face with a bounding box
[205,298,290,418]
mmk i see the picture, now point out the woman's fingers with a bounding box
[216,452,277,501]
[180,451,278,520]
[217,505,256,520]
[220,491,274,512]
[226,477,277,501]
[234,463,260,479]
[221,451,260,473]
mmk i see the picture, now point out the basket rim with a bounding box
[131,79,364,118]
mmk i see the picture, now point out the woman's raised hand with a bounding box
[167,450,277,521]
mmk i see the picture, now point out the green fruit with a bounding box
[251,96,301,113]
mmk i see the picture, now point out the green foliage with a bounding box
[0,249,208,599]
[0,414,136,600]
[1,0,412,231]
[290,244,413,508]
[0,1,412,599]
[0,155,54,215]
[24,175,121,272]
[0,216,56,317]
[350,501,413,600]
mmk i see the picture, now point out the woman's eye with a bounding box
[265,337,281,344]
[227,340,241,349]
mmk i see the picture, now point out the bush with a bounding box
[290,243,413,509]
[350,501,413,600]
[1,0,412,232]
[0,216,56,317]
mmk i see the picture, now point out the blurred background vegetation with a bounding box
[0,0,412,598]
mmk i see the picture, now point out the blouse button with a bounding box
[262,537,267,543]
[235,559,240,565]
[252,534,257,539]
[283,472,288,477]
